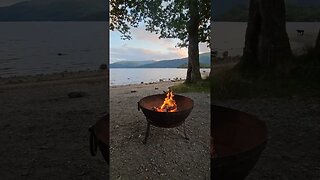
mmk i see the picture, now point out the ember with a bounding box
[153,90,177,112]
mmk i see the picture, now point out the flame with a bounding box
[155,91,177,112]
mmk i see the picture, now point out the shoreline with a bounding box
[0,69,107,88]
[110,79,185,88]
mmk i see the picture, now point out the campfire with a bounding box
[138,91,194,144]
[153,90,177,112]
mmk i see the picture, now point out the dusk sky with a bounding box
[110,26,210,63]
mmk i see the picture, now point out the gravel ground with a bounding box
[0,71,109,179]
[214,97,320,180]
[110,82,211,179]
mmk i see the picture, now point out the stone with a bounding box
[99,64,108,70]
[68,91,87,98]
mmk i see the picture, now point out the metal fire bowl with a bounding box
[89,114,109,163]
[138,94,194,128]
[211,105,268,180]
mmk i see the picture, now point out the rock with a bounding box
[21,171,30,176]
[99,64,108,70]
[57,53,66,56]
[155,87,159,90]
[131,90,137,93]
[39,146,49,150]
[68,91,87,98]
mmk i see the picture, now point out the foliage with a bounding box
[178,63,210,68]
[110,0,211,47]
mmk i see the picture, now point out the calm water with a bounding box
[212,22,320,56]
[110,68,210,86]
[2,22,319,78]
[0,22,107,77]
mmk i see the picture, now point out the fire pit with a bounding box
[88,114,109,163]
[138,92,193,144]
[211,105,268,180]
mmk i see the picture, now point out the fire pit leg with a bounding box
[183,122,189,140]
[143,122,151,144]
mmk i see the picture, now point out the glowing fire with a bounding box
[154,90,178,112]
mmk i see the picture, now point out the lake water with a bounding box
[1,21,319,82]
[110,68,210,86]
[0,22,108,77]
[212,22,320,56]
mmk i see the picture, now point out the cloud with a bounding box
[199,43,210,53]
[110,26,210,63]
[110,46,188,63]
[129,26,188,49]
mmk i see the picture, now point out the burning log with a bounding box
[153,90,177,112]
[138,92,194,143]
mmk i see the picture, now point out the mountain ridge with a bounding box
[215,0,320,22]
[1,0,319,21]
[0,0,107,21]
[110,52,210,68]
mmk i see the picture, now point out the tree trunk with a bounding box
[209,50,215,77]
[316,29,320,52]
[209,22,214,78]
[185,57,192,83]
[185,0,202,84]
[238,0,292,72]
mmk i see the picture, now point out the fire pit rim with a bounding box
[138,93,194,128]
[211,105,268,158]
[138,93,194,113]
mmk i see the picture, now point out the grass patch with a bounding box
[171,79,211,93]
[211,49,320,99]
[171,48,320,98]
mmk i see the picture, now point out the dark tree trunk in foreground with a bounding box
[316,29,320,52]
[238,0,292,72]
[209,49,215,77]
[185,0,202,84]
[209,26,214,78]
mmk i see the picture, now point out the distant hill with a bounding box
[110,60,155,68]
[0,0,107,21]
[215,0,320,22]
[110,52,210,68]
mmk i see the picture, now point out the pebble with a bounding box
[99,64,108,70]
[68,91,87,98]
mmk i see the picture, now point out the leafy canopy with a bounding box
[110,0,211,47]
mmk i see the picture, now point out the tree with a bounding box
[316,29,320,52]
[110,0,211,83]
[238,0,292,73]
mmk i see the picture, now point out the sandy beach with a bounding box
[1,66,319,179]
[110,82,211,179]
[0,70,108,179]
[0,70,211,179]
